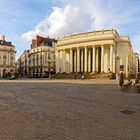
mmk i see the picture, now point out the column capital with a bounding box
[110,44,114,47]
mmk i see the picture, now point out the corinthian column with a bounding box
[92,46,96,72]
[81,49,84,72]
[63,49,66,72]
[96,48,99,72]
[84,47,87,72]
[101,45,104,72]
[74,50,77,72]
[113,45,116,73]
[110,44,113,72]
[88,48,91,72]
[77,47,80,72]
[55,49,59,73]
[70,48,73,73]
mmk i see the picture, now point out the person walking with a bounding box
[119,72,124,91]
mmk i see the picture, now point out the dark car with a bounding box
[6,74,17,80]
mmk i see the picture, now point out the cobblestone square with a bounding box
[0,79,139,140]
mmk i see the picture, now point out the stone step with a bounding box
[52,73,115,79]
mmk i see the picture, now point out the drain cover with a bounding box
[120,110,135,115]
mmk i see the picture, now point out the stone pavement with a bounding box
[0,79,139,140]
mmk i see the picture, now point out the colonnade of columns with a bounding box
[56,45,115,73]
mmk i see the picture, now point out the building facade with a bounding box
[134,53,139,74]
[18,50,29,78]
[28,36,57,78]
[0,35,16,78]
[56,29,137,78]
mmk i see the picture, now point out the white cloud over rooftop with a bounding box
[21,4,92,41]
[0,0,140,56]
[22,0,140,46]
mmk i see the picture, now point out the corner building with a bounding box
[28,36,57,78]
[18,50,29,77]
[56,29,137,78]
[0,35,16,77]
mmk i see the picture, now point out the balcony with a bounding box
[0,48,16,52]
[0,64,15,67]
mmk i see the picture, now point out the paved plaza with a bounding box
[0,79,139,140]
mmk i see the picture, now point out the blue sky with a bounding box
[0,0,140,58]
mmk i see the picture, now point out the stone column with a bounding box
[55,50,58,73]
[113,45,115,73]
[74,50,77,72]
[92,46,96,72]
[101,45,104,72]
[96,48,99,72]
[84,47,87,72]
[55,50,59,73]
[77,47,80,72]
[59,50,62,73]
[70,48,73,73]
[63,49,66,72]
[110,44,113,72]
[81,49,84,72]
[58,51,60,72]
[88,48,91,72]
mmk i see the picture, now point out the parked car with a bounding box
[6,74,17,80]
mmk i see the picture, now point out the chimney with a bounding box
[31,39,36,49]
[1,35,5,41]
[36,35,43,46]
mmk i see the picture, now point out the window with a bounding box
[3,60,6,66]
[3,55,7,59]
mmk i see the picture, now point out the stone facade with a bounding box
[56,29,138,78]
[134,53,139,74]
[18,50,29,77]
[27,36,57,78]
[0,35,16,78]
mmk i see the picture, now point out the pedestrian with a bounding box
[135,72,139,84]
[119,72,124,91]
[81,75,84,80]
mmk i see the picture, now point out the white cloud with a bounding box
[22,0,140,53]
[21,4,92,41]
[21,19,48,41]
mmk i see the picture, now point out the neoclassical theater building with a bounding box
[55,29,138,78]
[0,35,16,78]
